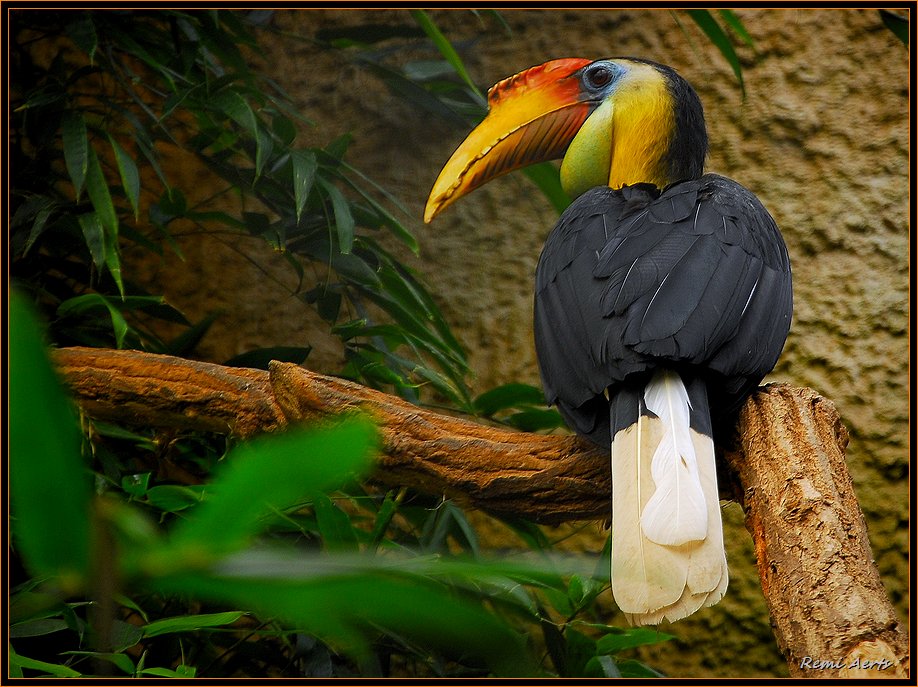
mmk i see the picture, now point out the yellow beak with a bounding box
[424,58,593,223]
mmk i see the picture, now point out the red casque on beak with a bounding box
[424,58,592,223]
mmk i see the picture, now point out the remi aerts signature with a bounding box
[799,656,894,671]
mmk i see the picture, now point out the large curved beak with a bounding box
[424,58,593,223]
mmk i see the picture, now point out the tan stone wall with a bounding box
[133,9,909,678]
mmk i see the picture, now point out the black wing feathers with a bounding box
[533,174,792,446]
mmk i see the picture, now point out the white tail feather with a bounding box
[640,371,707,545]
[609,370,729,626]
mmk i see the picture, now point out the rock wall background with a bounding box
[128,9,909,678]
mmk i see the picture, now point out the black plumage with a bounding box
[533,173,793,446]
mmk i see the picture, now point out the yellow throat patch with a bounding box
[561,61,676,195]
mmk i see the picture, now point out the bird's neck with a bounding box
[607,78,676,190]
[560,73,683,196]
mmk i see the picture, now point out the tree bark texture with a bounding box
[50,346,908,678]
[725,387,909,679]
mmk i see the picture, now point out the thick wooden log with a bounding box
[50,346,908,678]
[724,386,909,679]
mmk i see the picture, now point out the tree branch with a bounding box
[724,386,909,678]
[51,346,908,678]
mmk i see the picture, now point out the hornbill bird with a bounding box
[424,57,792,625]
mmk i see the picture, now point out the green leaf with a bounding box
[109,619,145,652]
[109,135,141,220]
[10,619,69,638]
[84,146,123,295]
[254,122,273,180]
[212,89,259,137]
[585,654,622,678]
[8,648,82,678]
[617,658,667,678]
[686,9,745,96]
[9,591,68,625]
[717,9,755,48]
[498,516,550,551]
[323,132,352,160]
[474,383,547,416]
[224,345,312,370]
[563,628,597,677]
[13,195,57,256]
[77,212,106,268]
[63,651,135,675]
[105,244,125,299]
[319,178,355,254]
[504,408,565,432]
[142,611,245,638]
[57,293,129,348]
[880,9,908,46]
[160,418,377,560]
[141,665,197,678]
[369,491,400,549]
[411,10,485,103]
[65,12,98,62]
[9,293,91,587]
[313,493,359,552]
[595,627,675,655]
[121,473,152,498]
[85,146,118,238]
[522,163,570,215]
[357,58,471,129]
[144,485,206,513]
[152,571,535,676]
[291,149,318,224]
[164,310,222,356]
[340,172,419,254]
[61,111,88,200]
[328,250,381,287]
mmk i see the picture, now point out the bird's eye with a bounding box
[585,64,614,89]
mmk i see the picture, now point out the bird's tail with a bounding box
[609,369,728,625]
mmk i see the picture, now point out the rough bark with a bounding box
[51,346,908,678]
[724,386,910,679]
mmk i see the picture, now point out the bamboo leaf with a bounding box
[8,648,82,678]
[411,10,485,105]
[65,12,98,63]
[10,294,91,587]
[108,136,141,220]
[77,212,106,268]
[717,9,755,48]
[142,611,245,638]
[62,652,135,675]
[595,627,675,655]
[291,149,317,224]
[162,418,377,558]
[318,178,355,254]
[151,570,535,676]
[880,9,908,46]
[212,89,259,139]
[61,111,88,200]
[254,123,273,180]
[85,146,119,238]
[686,9,745,96]
[313,493,360,552]
[474,383,548,416]
[57,293,129,348]
[105,244,125,299]
[16,195,58,255]
[141,666,197,678]
[523,163,570,214]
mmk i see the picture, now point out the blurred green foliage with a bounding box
[10,292,673,678]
